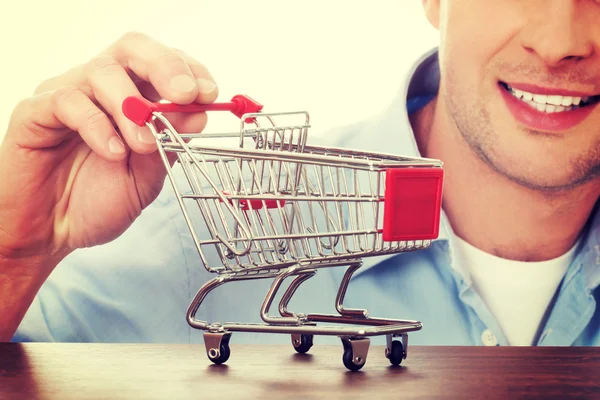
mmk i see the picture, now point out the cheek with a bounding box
[440,1,527,90]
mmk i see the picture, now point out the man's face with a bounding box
[430,0,600,191]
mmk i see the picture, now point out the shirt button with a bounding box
[481,329,498,346]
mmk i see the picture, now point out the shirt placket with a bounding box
[434,240,510,347]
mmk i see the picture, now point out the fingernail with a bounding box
[170,74,197,93]
[137,127,155,144]
[196,78,217,94]
[108,136,126,154]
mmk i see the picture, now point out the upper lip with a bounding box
[501,82,599,98]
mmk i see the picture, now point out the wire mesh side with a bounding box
[164,153,431,273]
[240,111,309,153]
[148,111,438,274]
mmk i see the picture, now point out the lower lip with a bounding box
[499,84,597,132]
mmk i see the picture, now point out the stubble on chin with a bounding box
[442,69,600,194]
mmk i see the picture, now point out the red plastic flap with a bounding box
[382,168,444,242]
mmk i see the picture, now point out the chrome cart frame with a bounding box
[123,94,444,371]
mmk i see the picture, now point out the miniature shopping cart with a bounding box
[123,94,444,371]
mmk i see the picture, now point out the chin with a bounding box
[491,157,600,192]
[481,124,600,190]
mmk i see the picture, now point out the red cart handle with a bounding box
[122,94,264,126]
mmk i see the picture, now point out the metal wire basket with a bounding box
[123,94,444,371]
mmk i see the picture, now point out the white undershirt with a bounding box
[453,236,579,346]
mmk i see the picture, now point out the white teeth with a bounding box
[507,85,588,112]
[542,105,567,113]
[561,96,573,106]
[547,95,563,106]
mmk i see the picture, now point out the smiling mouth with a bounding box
[499,82,600,113]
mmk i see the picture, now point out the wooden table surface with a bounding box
[1,343,600,399]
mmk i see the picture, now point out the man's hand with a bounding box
[0,31,217,266]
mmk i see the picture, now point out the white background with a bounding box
[0,1,439,141]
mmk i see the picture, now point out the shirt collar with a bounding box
[569,201,600,292]
[334,47,454,276]
[334,47,451,243]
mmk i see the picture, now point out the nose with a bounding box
[520,0,595,67]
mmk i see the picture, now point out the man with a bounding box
[1,0,600,348]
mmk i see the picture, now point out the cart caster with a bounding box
[292,334,314,354]
[341,337,370,371]
[204,332,232,365]
[385,340,405,366]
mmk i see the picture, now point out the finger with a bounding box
[175,51,219,104]
[136,80,161,102]
[9,87,126,161]
[109,32,211,105]
[136,67,217,106]
[84,55,157,154]
[132,54,218,105]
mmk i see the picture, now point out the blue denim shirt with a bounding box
[14,48,600,347]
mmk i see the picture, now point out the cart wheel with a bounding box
[292,334,314,354]
[206,333,232,365]
[387,340,404,366]
[209,342,231,365]
[341,337,369,371]
[342,348,365,371]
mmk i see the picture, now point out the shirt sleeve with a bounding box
[13,182,201,344]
